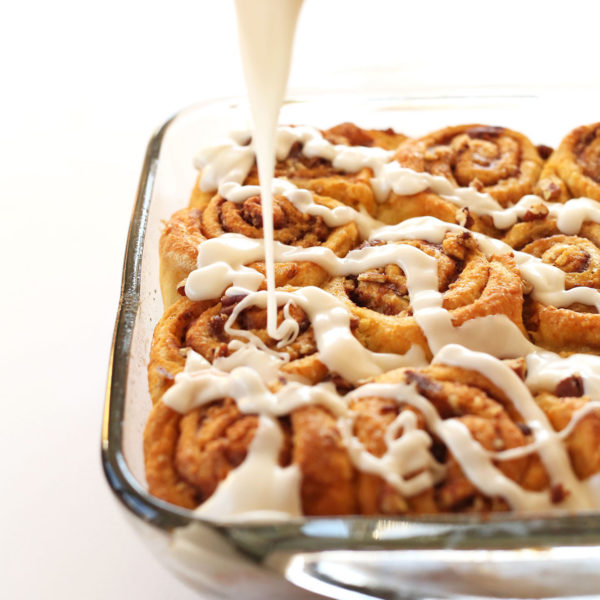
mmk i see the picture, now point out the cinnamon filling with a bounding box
[222,195,329,245]
[344,267,411,316]
[344,234,474,316]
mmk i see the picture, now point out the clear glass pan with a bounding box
[102,92,600,599]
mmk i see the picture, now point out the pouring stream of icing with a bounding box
[234,0,304,339]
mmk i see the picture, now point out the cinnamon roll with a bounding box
[148,293,332,406]
[159,192,359,307]
[503,211,600,353]
[144,398,357,515]
[144,399,260,509]
[190,122,406,215]
[325,231,526,359]
[394,124,544,207]
[535,123,600,202]
[352,363,549,514]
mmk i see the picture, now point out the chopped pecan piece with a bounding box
[465,125,504,140]
[555,374,585,397]
[522,203,549,222]
[503,357,527,380]
[470,177,485,192]
[538,178,562,201]
[455,207,474,229]
[536,144,554,159]
[516,422,533,436]
[442,231,476,260]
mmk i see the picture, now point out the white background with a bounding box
[1,1,599,598]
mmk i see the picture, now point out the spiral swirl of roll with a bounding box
[394,124,544,207]
[159,192,359,307]
[503,212,600,352]
[325,231,526,359]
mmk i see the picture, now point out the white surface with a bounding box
[1,1,599,598]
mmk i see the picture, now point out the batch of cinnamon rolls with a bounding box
[144,121,600,519]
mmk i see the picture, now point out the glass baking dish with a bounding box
[102,92,600,599]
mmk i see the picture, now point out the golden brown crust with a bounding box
[535,123,600,202]
[375,191,499,236]
[524,300,600,354]
[394,124,544,207]
[291,406,357,515]
[189,174,218,211]
[148,297,215,404]
[322,122,407,150]
[144,402,199,508]
[159,207,206,308]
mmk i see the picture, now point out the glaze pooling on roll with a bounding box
[194,415,303,522]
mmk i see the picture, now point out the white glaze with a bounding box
[527,351,600,400]
[195,415,302,522]
[338,407,447,497]
[234,0,303,341]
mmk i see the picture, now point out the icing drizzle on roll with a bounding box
[197,125,600,234]
[166,204,600,519]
